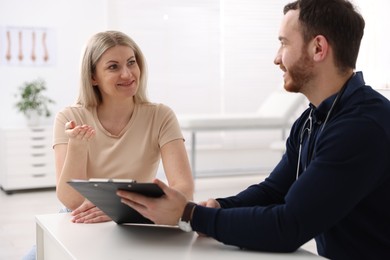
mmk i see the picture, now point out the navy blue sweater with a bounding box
[191,72,390,259]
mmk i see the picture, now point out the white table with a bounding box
[36,213,324,260]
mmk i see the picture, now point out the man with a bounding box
[117,0,390,259]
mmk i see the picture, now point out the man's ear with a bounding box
[311,35,329,62]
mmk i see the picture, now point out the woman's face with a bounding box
[92,45,140,102]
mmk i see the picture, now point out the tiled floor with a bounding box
[0,174,317,259]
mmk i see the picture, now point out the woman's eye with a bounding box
[108,64,118,70]
[128,60,136,66]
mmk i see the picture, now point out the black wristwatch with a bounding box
[178,202,197,232]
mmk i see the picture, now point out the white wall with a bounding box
[0,0,107,126]
[2,0,387,126]
[0,0,287,128]
[106,0,222,114]
[0,0,389,174]
[106,0,286,115]
[354,0,390,88]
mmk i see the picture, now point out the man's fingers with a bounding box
[153,178,172,196]
[206,198,220,208]
[117,189,149,206]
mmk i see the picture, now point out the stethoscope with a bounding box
[295,82,348,180]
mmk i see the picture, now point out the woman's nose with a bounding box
[121,67,131,78]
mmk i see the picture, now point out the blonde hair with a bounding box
[77,31,149,107]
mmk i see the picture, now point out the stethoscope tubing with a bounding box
[295,81,349,180]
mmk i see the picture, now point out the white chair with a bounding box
[178,90,306,176]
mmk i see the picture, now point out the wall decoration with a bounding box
[0,26,56,66]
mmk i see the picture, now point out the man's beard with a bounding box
[284,51,314,93]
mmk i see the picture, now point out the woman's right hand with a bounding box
[65,121,95,141]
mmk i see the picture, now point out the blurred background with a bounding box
[1,0,388,175]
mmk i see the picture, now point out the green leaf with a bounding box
[14,78,55,118]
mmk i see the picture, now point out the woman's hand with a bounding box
[70,200,112,223]
[65,121,95,142]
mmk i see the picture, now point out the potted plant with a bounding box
[14,78,55,126]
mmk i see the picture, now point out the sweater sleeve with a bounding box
[191,115,390,252]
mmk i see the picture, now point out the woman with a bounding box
[53,30,194,223]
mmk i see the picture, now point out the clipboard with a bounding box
[67,179,164,224]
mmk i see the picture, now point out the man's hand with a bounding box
[71,200,112,223]
[195,198,221,236]
[117,179,188,226]
[198,198,221,209]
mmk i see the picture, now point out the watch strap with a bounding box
[181,202,197,223]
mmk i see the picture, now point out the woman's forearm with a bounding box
[170,181,194,201]
[56,140,89,209]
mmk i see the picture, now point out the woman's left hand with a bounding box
[70,200,112,223]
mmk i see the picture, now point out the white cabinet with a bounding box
[0,126,56,194]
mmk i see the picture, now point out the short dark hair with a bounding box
[284,0,365,72]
